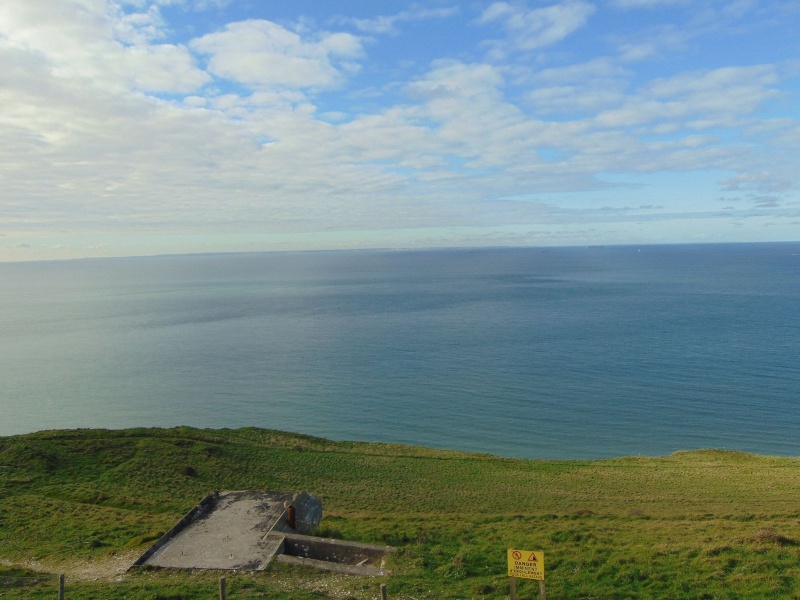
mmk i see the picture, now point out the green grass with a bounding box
[1,427,800,598]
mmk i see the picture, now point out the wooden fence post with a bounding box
[380,582,388,599]
[58,574,65,600]
[219,576,227,600]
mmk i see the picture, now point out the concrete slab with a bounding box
[131,489,392,575]
[140,491,291,570]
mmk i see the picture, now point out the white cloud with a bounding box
[595,65,780,129]
[404,61,535,167]
[408,60,505,101]
[646,65,778,98]
[344,6,459,35]
[533,58,630,84]
[124,44,211,92]
[528,86,625,115]
[720,172,792,193]
[524,58,630,115]
[0,1,209,93]
[190,20,363,89]
[121,0,232,9]
[610,0,690,8]
[610,0,770,63]
[614,24,687,62]
[478,1,596,55]
[113,3,167,44]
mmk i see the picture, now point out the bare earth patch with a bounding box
[2,550,141,582]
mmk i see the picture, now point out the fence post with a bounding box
[59,574,65,600]
[219,576,227,600]
[380,582,388,599]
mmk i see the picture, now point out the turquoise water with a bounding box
[1,243,799,459]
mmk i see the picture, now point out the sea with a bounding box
[1,243,798,460]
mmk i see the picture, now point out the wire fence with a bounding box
[0,575,390,599]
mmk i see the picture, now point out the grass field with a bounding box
[1,427,800,598]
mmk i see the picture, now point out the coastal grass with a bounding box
[1,427,800,598]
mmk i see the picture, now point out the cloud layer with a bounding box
[0,0,798,259]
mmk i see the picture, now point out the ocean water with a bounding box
[1,243,798,460]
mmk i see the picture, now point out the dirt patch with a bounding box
[2,550,140,582]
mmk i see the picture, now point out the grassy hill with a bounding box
[1,427,800,598]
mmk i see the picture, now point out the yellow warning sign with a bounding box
[507,549,545,580]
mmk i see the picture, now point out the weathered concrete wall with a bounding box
[277,533,394,576]
[282,533,394,564]
[275,554,388,576]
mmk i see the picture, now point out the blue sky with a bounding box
[1,0,799,260]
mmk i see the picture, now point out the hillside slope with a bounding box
[1,427,799,598]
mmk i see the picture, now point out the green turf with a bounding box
[1,427,799,598]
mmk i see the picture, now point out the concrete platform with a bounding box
[131,490,393,575]
[134,491,293,570]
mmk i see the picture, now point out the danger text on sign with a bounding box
[507,549,545,581]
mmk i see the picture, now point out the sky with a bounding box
[1,0,799,261]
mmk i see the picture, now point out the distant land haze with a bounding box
[1,243,798,459]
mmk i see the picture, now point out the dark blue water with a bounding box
[1,243,798,459]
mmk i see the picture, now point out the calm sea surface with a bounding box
[1,243,798,459]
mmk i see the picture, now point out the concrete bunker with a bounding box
[130,490,393,576]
